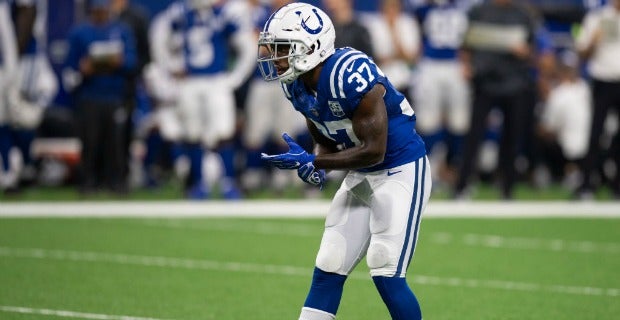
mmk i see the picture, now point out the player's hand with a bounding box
[297,162,325,189]
[261,133,315,169]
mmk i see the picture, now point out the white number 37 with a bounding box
[347,62,375,92]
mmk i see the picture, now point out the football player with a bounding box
[1,0,57,192]
[150,0,255,199]
[0,0,19,191]
[259,3,431,320]
[411,0,470,186]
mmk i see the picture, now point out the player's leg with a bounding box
[578,80,613,196]
[0,124,14,190]
[178,78,208,198]
[454,86,493,197]
[412,61,443,154]
[204,77,241,199]
[75,99,104,192]
[299,172,372,320]
[498,94,527,199]
[241,79,274,192]
[445,62,471,172]
[367,157,432,320]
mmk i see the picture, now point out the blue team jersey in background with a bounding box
[167,1,240,76]
[415,3,468,60]
[282,48,426,172]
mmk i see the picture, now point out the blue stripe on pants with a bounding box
[395,158,423,276]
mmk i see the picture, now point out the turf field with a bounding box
[1,203,619,320]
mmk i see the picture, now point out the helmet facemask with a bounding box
[257,33,313,84]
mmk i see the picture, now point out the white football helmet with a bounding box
[257,3,335,84]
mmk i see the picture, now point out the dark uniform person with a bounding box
[454,0,537,199]
[63,0,136,194]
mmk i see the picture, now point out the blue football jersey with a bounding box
[167,1,242,76]
[282,48,426,172]
[416,3,468,60]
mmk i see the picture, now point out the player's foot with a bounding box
[222,184,243,200]
[187,181,209,200]
[573,188,594,201]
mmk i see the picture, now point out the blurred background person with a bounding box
[411,0,470,190]
[4,0,58,193]
[241,0,308,194]
[322,0,374,57]
[63,0,137,195]
[0,0,19,193]
[534,51,591,191]
[109,0,151,185]
[363,0,420,93]
[149,0,255,200]
[454,0,537,200]
[575,0,620,199]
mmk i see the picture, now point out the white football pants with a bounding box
[177,74,236,148]
[315,156,432,278]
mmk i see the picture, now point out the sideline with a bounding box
[0,200,619,218]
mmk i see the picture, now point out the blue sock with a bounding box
[372,276,422,320]
[170,143,184,163]
[446,132,465,167]
[217,143,236,179]
[144,133,163,169]
[420,130,444,155]
[303,267,347,315]
[0,126,12,171]
[15,129,34,165]
[186,143,204,186]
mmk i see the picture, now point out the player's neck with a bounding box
[300,63,323,92]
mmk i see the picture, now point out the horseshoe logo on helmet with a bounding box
[296,8,323,34]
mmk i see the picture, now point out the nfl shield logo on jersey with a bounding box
[328,101,345,117]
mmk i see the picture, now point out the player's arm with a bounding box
[313,84,388,170]
[306,119,339,157]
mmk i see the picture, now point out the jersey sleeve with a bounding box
[331,52,385,110]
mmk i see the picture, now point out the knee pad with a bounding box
[315,230,347,274]
[367,240,397,277]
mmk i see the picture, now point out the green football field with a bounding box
[1,208,619,319]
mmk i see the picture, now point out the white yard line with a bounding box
[430,232,620,254]
[0,200,619,218]
[140,219,319,237]
[0,305,169,320]
[138,220,620,254]
[1,247,618,298]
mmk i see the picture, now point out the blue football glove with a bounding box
[261,133,315,170]
[298,162,325,189]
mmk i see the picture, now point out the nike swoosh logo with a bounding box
[387,170,402,176]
